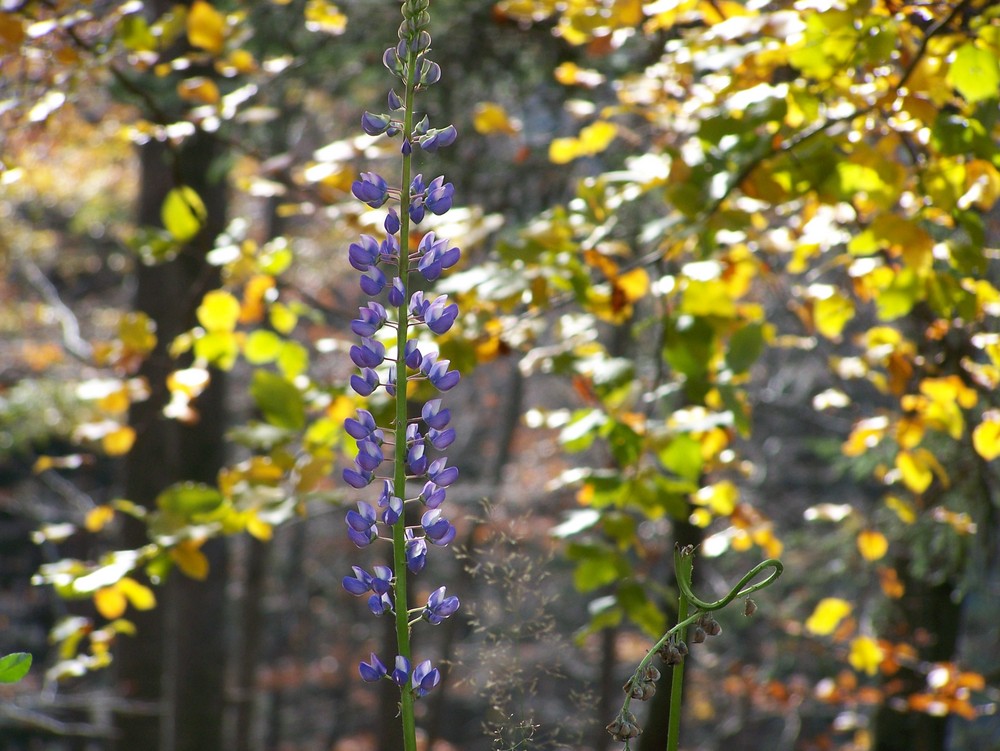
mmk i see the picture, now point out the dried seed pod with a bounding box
[701,615,722,637]
[691,625,707,644]
[642,664,661,683]
[744,598,757,617]
[606,711,642,741]
[657,641,684,665]
[675,639,688,656]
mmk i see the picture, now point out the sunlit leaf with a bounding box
[0,653,31,684]
[161,186,207,243]
[197,290,241,332]
[946,43,1000,104]
[972,413,1000,461]
[304,0,347,35]
[848,635,884,676]
[805,597,853,636]
[187,0,226,55]
[85,506,116,533]
[170,541,209,580]
[102,426,136,456]
[117,577,156,611]
[857,530,888,562]
[472,102,520,135]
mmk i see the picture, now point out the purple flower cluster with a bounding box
[340,5,462,702]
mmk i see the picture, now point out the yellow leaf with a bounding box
[805,597,853,636]
[577,121,617,153]
[972,413,1000,461]
[813,290,855,339]
[197,290,241,332]
[85,506,116,533]
[245,511,273,542]
[187,0,226,55]
[94,586,128,619]
[843,417,889,457]
[616,267,650,303]
[848,635,884,676]
[240,274,275,324]
[117,577,156,611]
[692,481,738,516]
[162,186,207,242]
[885,495,916,524]
[171,541,209,580]
[472,102,520,135]
[304,0,347,35]
[269,302,297,334]
[896,450,932,494]
[119,311,157,355]
[102,426,136,456]
[857,529,889,562]
[98,387,130,415]
[549,136,582,165]
[177,76,220,104]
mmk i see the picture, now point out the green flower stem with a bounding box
[614,548,783,751]
[666,591,689,751]
[391,39,421,751]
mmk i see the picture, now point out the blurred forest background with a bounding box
[1,1,999,750]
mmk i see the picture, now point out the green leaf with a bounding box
[947,43,1000,104]
[566,542,626,592]
[244,330,283,364]
[161,186,207,243]
[250,370,305,430]
[156,482,225,516]
[659,433,703,481]
[618,581,667,638]
[277,340,310,379]
[559,409,607,452]
[726,322,765,374]
[0,652,32,683]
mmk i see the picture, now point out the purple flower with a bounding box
[421,509,456,546]
[405,530,427,573]
[420,481,446,509]
[412,660,440,697]
[428,427,455,450]
[425,175,455,214]
[422,586,460,625]
[389,277,406,307]
[361,111,391,136]
[351,302,387,337]
[425,358,460,392]
[422,399,451,430]
[379,235,399,263]
[359,653,387,682]
[369,592,393,615]
[407,441,429,476]
[350,368,380,397]
[392,655,411,687]
[355,438,384,472]
[350,337,386,369]
[415,232,460,281]
[417,58,442,87]
[352,172,390,208]
[382,494,403,525]
[360,266,387,296]
[404,339,423,369]
[388,89,403,111]
[423,295,458,334]
[346,501,378,547]
[342,565,374,596]
[343,466,374,488]
[428,457,458,487]
[349,234,380,271]
[343,564,393,596]
[383,46,403,75]
[420,125,457,153]
[385,208,400,235]
[345,409,382,442]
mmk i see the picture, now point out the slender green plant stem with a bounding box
[391,40,421,751]
[666,592,689,751]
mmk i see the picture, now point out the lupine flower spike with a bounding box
[340,3,461,750]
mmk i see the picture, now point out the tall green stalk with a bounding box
[391,38,421,751]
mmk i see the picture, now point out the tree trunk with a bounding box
[114,128,229,751]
